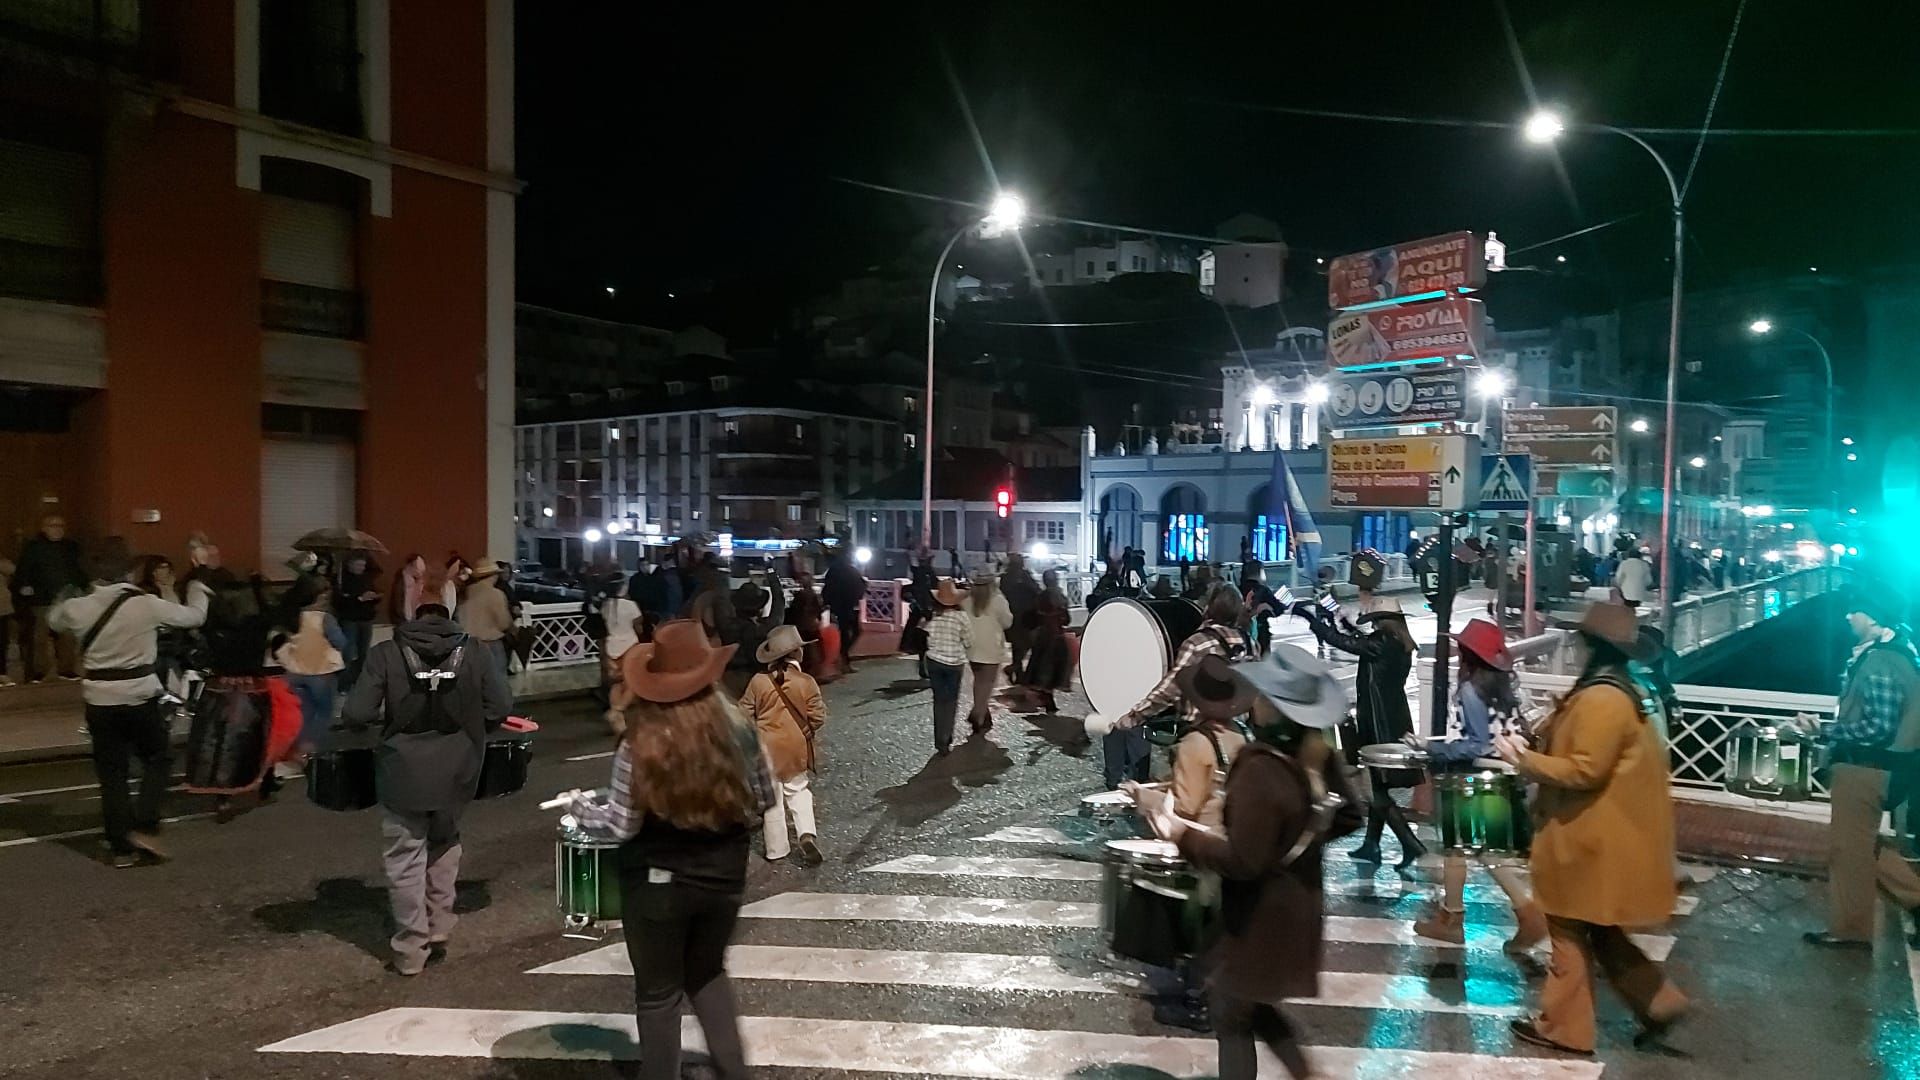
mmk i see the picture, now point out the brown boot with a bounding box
[1412,905,1465,944]
[1505,901,1548,954]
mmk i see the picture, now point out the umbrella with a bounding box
[293,527,389,554]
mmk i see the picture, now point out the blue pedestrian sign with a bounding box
[1478,453,1533,512]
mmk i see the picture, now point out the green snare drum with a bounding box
[1102,838,1209,968]
[1435,763,1530,858]
[556,816,623,938]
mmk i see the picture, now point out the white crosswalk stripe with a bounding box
[258,781,1691,1075]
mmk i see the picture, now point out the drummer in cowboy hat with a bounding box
[741,624,827,865]
[1297,592,1427,868]
[1169,658,1252,830]
[1406,619,1547,951]
[459,557,516,691]
[1132,645,1361,1080]
[1494,602,1687,1056]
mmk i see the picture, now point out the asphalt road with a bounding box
[3,658,1917,1079]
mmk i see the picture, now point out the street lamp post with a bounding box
[921,193,1027,552]
[1526,111,1684,628]
[1749,319,1837,527]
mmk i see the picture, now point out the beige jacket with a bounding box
[1173,724,1247,829]
[460,583,514,643]
[280,609,344,676]
[742,664,826,780]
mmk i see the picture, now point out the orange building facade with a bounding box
[0,1,516,575]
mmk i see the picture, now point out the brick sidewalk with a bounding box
[1674,796,1831,876]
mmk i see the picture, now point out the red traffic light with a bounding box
[994,485,1013,518]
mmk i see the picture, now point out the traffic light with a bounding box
[994,485,1013,519]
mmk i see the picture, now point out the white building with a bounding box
[1199,213,1287,309]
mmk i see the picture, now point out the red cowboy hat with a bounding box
[1454,619,1514,672]
[621,618,737,703]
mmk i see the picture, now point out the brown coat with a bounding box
[1177,744,1362,1001]
[1517,680,1677,927]
[741,664,826,780]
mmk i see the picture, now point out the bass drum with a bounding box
[1077,597,1204,721]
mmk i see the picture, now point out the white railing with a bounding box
[1519,672,1839,798]
[1666,566,1845,657]
[522,601,598,669]
[863,579,905,628]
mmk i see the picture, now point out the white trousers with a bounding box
[763,771,817,860]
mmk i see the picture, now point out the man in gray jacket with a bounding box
[50,539,209,866]
[343,587,510,975]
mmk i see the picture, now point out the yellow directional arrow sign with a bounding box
[1328,434,1482,511]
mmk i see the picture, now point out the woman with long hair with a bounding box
[391,554,427,624]
[1497,603,1687,1056]
[275,576,347,768]
[963,570,1012,735]
[1131,646,1362,1079]
[567,619,772,1080]
[1409,620,1546,952]
[1300,594,1428,869]
[1021,569,1074,713]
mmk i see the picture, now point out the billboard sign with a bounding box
[1323,366,1468,429]
[1329,434,1481,511]
[1328,296,1486,368]
[1328,231,1486,310]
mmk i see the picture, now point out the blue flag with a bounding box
[1268,447,1322,580]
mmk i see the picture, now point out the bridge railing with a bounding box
[1667,565,1845,657]
[1518,671,1839,798]
[522,601,599,669]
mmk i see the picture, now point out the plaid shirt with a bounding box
[569,707,776,840]
[1832,637,1908,749]
[1120,623,1248,727]
[924,608,973,666]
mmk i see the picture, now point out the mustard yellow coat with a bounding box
[1517,682,1677,927]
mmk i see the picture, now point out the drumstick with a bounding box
[538,794,573,811]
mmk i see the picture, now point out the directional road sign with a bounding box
[1323,366,1468,430]
[1504,406,1617,439]
[1329,434,1481,511]
[1477,453,1533,512]
[1519,437,1617,468]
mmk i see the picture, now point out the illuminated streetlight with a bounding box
[1028,542,1051,560]
[1847,452,1858,462]
[1555,254,1567,264]
[853,547,872,566]
[604,286,616,297]
[1630,418,1651,433]
[1522,110,1566,144]
[542,507,554,518]
[605,521,623,535]
[1842,436,1854,446]
[1473,369,1511,398]
[1251,383,1277,406]
[1303,381,1330,405]
[983,192,1028,235]
[1688,456,1707,469]
[1748,318,1774,335]
[583,528,603,543]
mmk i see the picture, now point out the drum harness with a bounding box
[400,643,466,735]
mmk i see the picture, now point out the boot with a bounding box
[1412,905,1465,945]
[1383,803,1426,868]
[1350,805,1387,863]
[1505,901,1548,954]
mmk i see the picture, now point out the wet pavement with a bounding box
[3,657,1917,1078]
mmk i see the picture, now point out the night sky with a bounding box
[515,2,1920,338]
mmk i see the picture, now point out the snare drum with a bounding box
[556,816,623,937]
[1102,837,1205,968]
[1435,765,1528,857]
[1726,724,1821,802]
[1357,742,1427,789]
[475,735,532,799]
[306,745,377,811]
[1080,788,1137,822]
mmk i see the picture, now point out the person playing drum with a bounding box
[1130,646,1361,1080]
[1296,595,1427,868]
[1495,602,1689,1057]
[1107,586,1248,788]
[1406,619,1547,952]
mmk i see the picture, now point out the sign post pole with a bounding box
[1430,514,1457,737]
[1522,500,1537,636]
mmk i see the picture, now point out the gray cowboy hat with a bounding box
[756,623,811,665]
[1232,643,1348,730]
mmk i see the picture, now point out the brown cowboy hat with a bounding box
[621,618,738,703]
[756,623,811,665]
[1576,601,1655,660]
[1174,653,1260,721]
[933,578,964,607]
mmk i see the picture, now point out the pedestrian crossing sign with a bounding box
[1478,453,1532,511]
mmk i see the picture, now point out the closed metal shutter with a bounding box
[0,139,93,246]
[261,439,355,571]
[260,194,356,289]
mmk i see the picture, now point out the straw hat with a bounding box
[1232,644,1348,730]
[621,618,737,703]
[1174,654,1259,720]
[1455,619,1514,671]
[1576,602,1655,660]
[469,557,510,580]
[756,623,809,665]
[1356,595,1405,622]
[933,578,964,607]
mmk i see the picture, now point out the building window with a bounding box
[1085,261,1094,276]
[1055,269,1065,284]
[787,503,803,521]
[260,0,364,136]
[1106,260,1117,272]
[722,504,731,521]
[722,419,738,435]
[903,432,916,449]
[1023,519,1066,544]
[793,422,805,439]
[710,375,729,391]
[1162,512,1209,564]
[1250,514,1288,564]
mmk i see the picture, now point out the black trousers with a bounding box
[1212,990,1311,1079]
[87,699,171,854]
[1103,726,1152,789]
[619,872,748,1080]
[830,605,861,664]
[0,613,9,676]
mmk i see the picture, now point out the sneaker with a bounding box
[110,852,140,869]
[1506,901,1549,954]
[0,676,15,688]
[273,761,306,780]
[797,834,823,866]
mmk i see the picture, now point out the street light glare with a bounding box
[1523,110,1566,144]
[1303,380,1330,405]
[853,546,872,566]
[1251,383,1277,406]
[583,529,603,544]
[1689,456,1707,469]
[985,192,1027,232]
[1748,318,1774,335]
[1473,370,1511,398]
[1630,418,1651,433]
